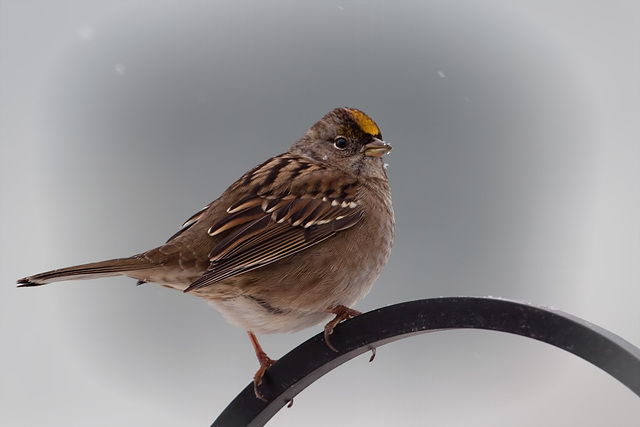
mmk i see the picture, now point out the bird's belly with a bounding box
[208,297,333,334]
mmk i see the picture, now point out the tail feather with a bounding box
[17,257,153,287]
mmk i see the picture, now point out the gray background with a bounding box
[1,1,638,426]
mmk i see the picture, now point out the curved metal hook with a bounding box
[212,297,640,426]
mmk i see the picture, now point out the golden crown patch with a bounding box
[346,108,381,136]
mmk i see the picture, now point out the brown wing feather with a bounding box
[177,157,364,293]
[184,190,363,292]
[186,221,336,286]
[165,203,212,242]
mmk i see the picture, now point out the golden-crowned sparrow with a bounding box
[18,107,394,399]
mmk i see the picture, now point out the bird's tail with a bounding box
[17,257,153,287]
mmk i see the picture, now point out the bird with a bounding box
[17,107,395,400]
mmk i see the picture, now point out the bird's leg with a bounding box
[248,331,276,401]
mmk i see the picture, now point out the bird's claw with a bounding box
[323,305,362,352]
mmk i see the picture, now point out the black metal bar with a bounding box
[212,297,640,427]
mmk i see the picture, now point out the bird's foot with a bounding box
[248,331,276,401]
[253,353,276,401]
[323,305,362,352]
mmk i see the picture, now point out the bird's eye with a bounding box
[334,136,348,150]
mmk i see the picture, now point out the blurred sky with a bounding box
[1,1,638,426]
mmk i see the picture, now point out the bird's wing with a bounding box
[165,203,213,243]
[184,167,363,292]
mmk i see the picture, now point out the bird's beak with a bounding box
[363,137,392,158]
